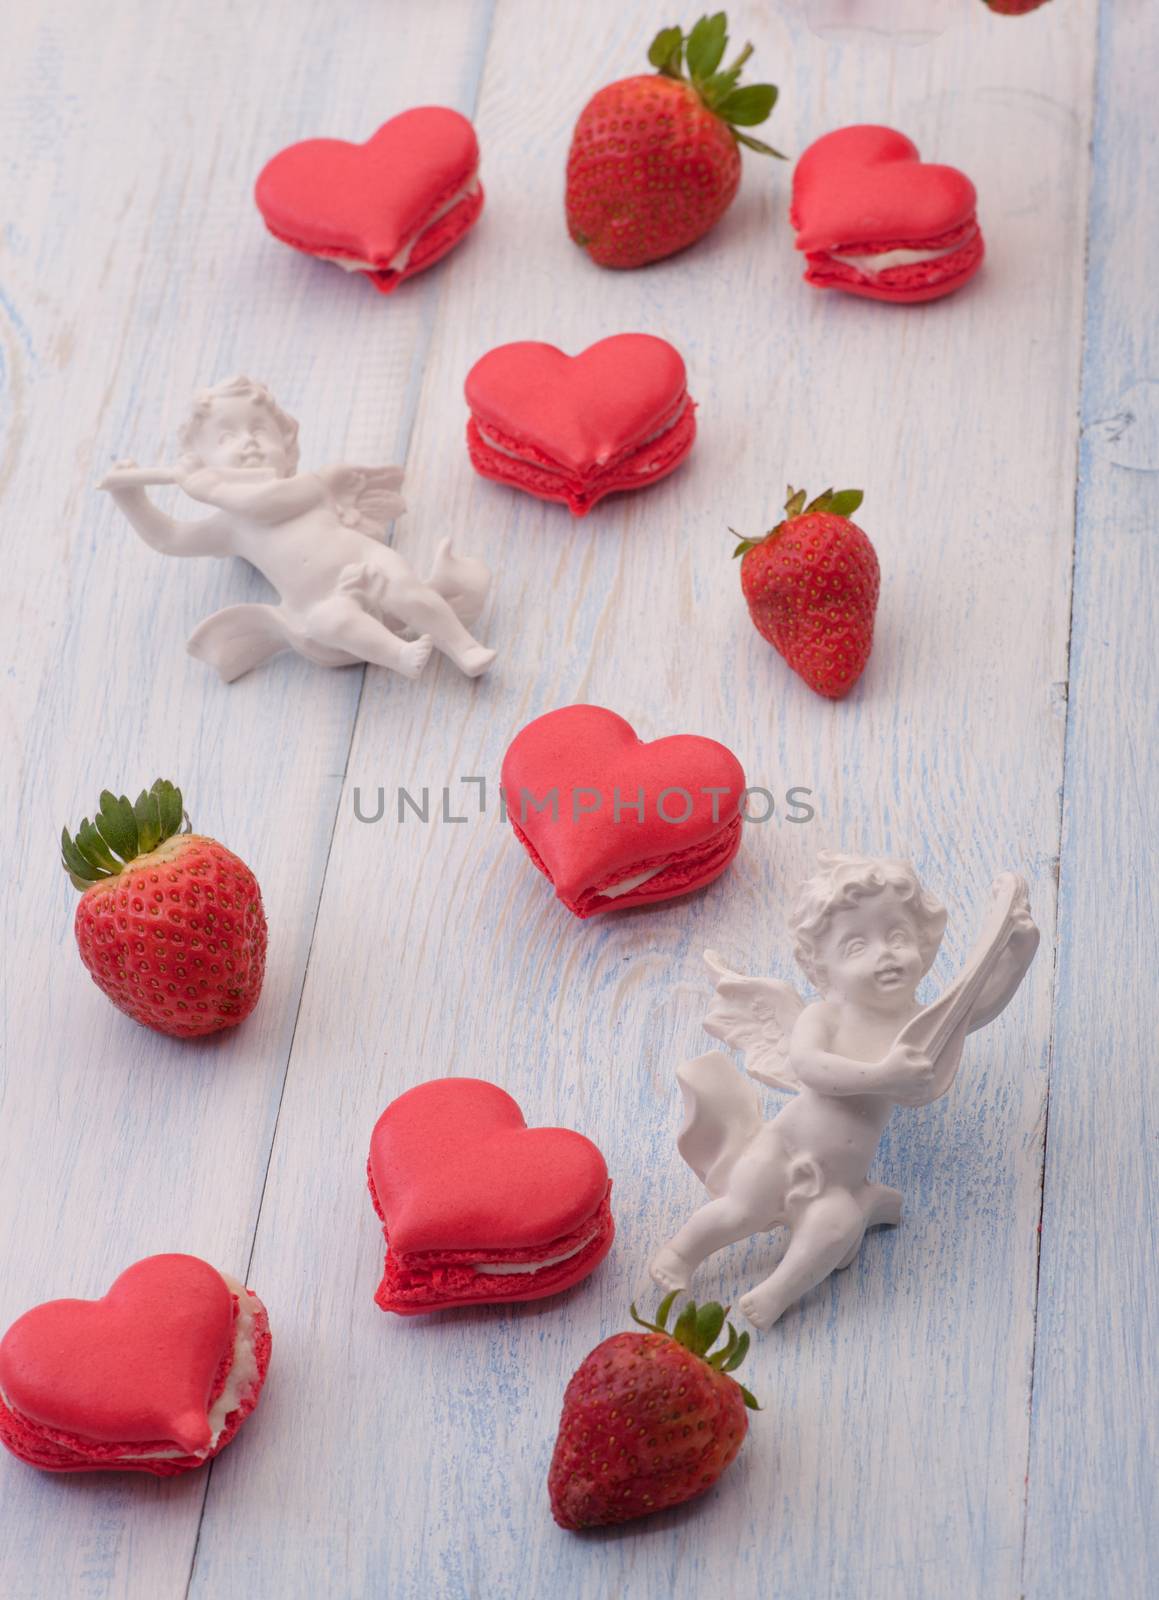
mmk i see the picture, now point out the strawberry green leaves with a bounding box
[718,84,778,125]
[630,1290,680,1333]
[685,12,728,78]
[700,40,751,106]
[645,14,784,156]
[629,1294,761,1409]
[694,1299,726,1350]
[724,86,783,157]
[647,25,685,75]
[708,1323,758,1409]
[61,778,190,888]
[795,486,864,518]
[94,791,139,863]
[729,527,762,559]
[730,486,865,559]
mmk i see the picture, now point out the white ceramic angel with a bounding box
[651,852,1040,1330]
[98,376,495,683]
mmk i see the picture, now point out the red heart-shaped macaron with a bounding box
[791,126,982,303]
[464,335,696,514]
[501,705,745,917]
[368,1079,614,1313]
[371,1080,608,1257]
[0,1256,233,1455]
[255,107,482,293]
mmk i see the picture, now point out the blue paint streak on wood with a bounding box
[1022,1,1159,1593]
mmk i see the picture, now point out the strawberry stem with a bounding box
[644,13,785,156]
[61,779,190,889]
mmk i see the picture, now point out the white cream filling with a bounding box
[828,230,974,276]
[477,428,567,474]
[322,174,480,274]
[1,1275,263,1463]
[596,865,665,900]
[475,399,687,477]
[473,1229,598,1276]
[204,1277,260,1449]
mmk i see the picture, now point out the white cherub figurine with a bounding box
[651,852,1040,1330]
[99,375,496,683]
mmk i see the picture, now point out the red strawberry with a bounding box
[565,13,784,270]
[733,486,879,700]
[61,779,267,1039]
[548,1293,758,1529]
[983,0,1051,13]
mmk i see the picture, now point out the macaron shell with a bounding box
[465,396,696,515]
[465,336,689,476]
[0,1255,233,1453]
[501,705,745,913]
[369,1078,610,1255]
[791,125,977,254]
[372,1193,615,1314]
[255,107,480,267]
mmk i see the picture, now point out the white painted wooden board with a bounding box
[1,0,1152,1596]
[1022,1,1159,1594]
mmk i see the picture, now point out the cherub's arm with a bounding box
[98,465,231,558]
[790,1004,932,1100]
[178,465,327,524]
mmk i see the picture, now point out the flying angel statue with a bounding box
[99,376,495,683]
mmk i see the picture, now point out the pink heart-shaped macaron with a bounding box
[0,1255,234,1454]
[791,125,982,303]
[368,1079,614,1314]
[255,107,483,293]
[501,705,745,916]
[466,336,687,476]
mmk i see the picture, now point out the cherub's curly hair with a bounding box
[178,375,300,473]
[788,851,947,991]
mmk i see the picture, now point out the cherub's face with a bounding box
[193,396,289,475]
[817,889,926,1011]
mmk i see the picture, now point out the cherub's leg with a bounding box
[864,1182,903,1227]
[739,1190,865,1330]
[306,595,433,681]
[426,538,490,627]
[835,1182,903,1271]
[650,1197,766,1295]
[387,576,495,678]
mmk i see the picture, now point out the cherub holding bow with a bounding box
[651,852,1039,1329]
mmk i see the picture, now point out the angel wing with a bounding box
[702,949,806,1094]
[676,1052,763,1197]
[187,602,359,682]
[323,465,406,541]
